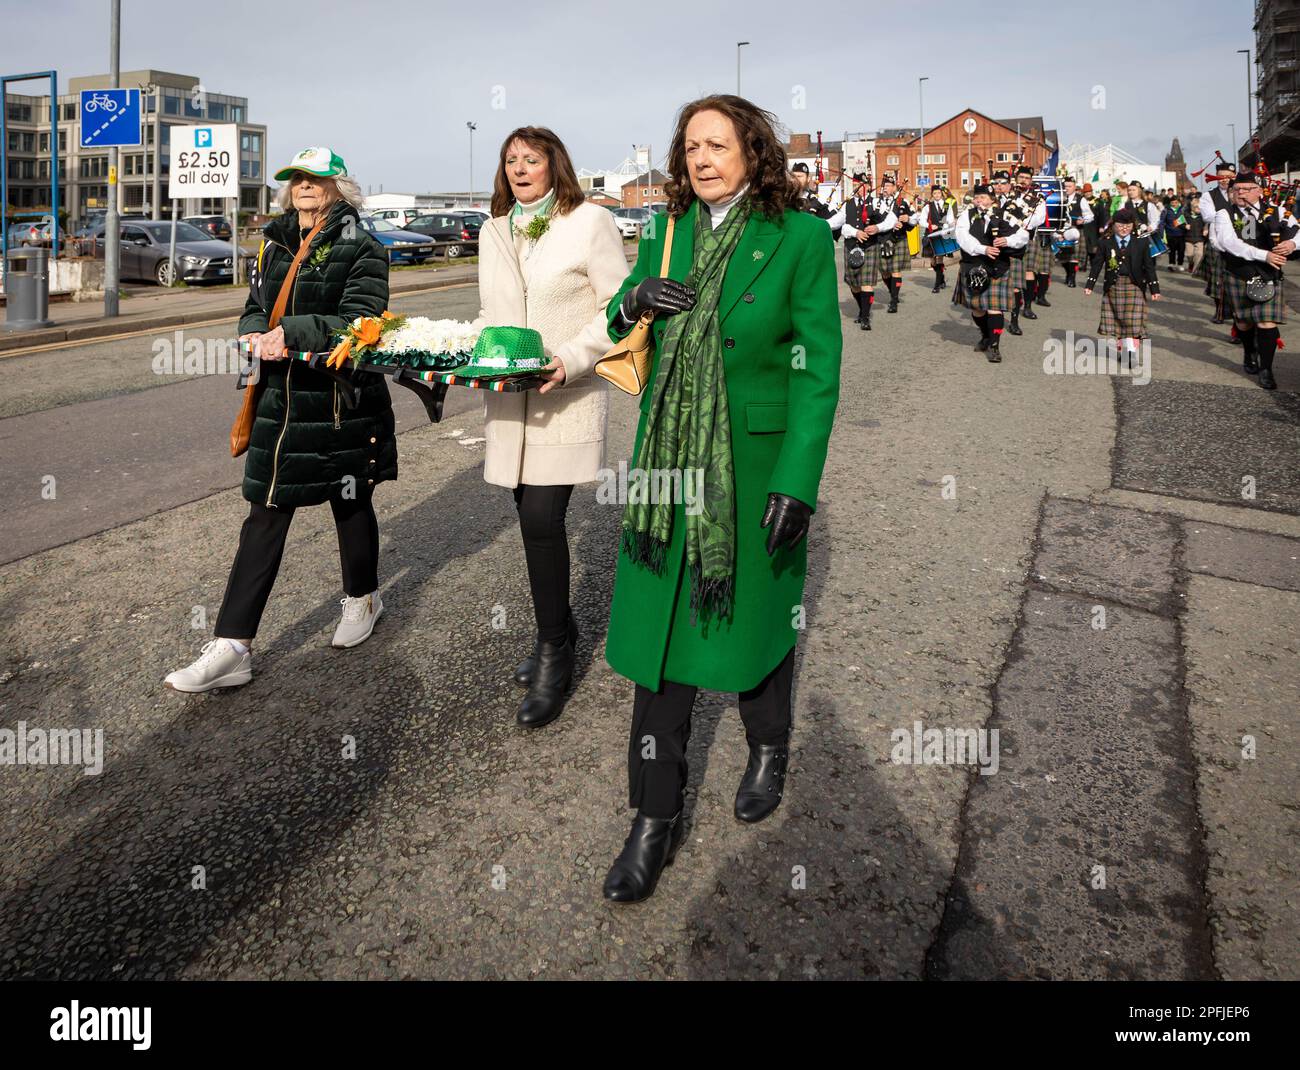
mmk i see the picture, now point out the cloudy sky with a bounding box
[2,0,1259,192]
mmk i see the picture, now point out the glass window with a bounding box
[232,106,244,122]
[887,154,899,165]
[209,101,226,120]
[163,94,179,115]
[39,132,50,152]
[145,94,156,112]
[251,133,261,152]
[240,159,250,177]
[250,160,260,178]
[59,131,67,151]
[241,133,250,150]
[61,101,77,121]
[183,95,202,118]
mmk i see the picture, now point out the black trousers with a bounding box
[1167,234,1186,265]
[214,489,379,640]
[627,647,795,819]
[512,483,575,645]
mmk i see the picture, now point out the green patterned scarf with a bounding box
[621,196,751,622]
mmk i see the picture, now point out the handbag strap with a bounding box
[267,215,328,328]
[657,215,676,276]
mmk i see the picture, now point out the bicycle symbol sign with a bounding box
[79,89,142,148]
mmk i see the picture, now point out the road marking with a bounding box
[0,282,478,359]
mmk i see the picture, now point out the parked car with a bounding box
[182,215,232,241]
[404,212,480,258]
[449,209,489,226]
[6,220,54,247]
[92,220,236,285]
[357,217,436,264]
[369,207,425,229]
[610,206,652,238]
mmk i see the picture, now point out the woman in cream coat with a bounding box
[477,125,629,729]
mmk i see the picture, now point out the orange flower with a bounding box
[354,317,382,348]
[326,338,352,369]
[381,310,397,320]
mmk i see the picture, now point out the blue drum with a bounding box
[1148,234,1169,258]
[925,234,959,256]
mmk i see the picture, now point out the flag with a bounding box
[1091,170,1100,182]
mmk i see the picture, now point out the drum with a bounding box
[907,225,922,256]
[925,234,959,256]
[1051,238,1077,256]
[1148,234,1169,258]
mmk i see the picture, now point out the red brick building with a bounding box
[621,169,670,208]
[782,133,845,182]
[876,110,1056,194]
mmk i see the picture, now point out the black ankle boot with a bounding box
[516,638,574,727]
[734,738,790,823]
[1007,310,1023,336]
[602,810,685,903]
[1259,367,1277,390]
[513,615,578,688]
[861,303,872,330]
[987,342,1002,363]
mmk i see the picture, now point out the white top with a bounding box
[829,195,898,240]
[1212,200,1297,263]
[706,184,749,230]
[956,206,1030,257]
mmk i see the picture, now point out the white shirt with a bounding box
[830,195,897,240]
[956,206,1030,257]
[1064,193,1094,225]
[920,200,954,236]
[1212,200,1297,263]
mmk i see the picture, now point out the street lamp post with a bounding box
[467,121,477,209]
[737,42,749,96]
[104,0,122,317]
[1238,48,1252,155]
[918,76,929,188]
[1229,123,1237,163]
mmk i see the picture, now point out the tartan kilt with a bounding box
[955,261,1012,312]
[843,241,883,288]
[1223,271,1287,325]
[1209,245,1227,296]
[880,237,912,275]
[1197,242,1215,283]
[1026,234,1054,274]
[1098,275,1150,338]
[1055,241,1081,265]
[1007,254,1027,291]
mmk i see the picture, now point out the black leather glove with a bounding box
[611,277,697,334]
[761,493,812,556]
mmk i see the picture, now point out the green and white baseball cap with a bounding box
[274,146,348,182]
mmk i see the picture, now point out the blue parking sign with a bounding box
[80,89,143,148]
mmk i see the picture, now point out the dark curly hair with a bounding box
[663,95,793,220]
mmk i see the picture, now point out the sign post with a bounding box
[168,124,239,286]
[963,117,977,190]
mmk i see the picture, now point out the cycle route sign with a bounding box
[80,89,143,148]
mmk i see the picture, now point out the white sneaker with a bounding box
[164,639,252,693]
[332,591,383,648]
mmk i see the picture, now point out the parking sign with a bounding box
[80,89,142,148]
[167,124,239,199]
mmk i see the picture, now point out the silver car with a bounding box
[96,220,236,285]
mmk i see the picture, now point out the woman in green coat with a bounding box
[165,147,394,694]
[600,97,842,903]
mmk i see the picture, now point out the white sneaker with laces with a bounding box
[164,639,253,693]
[333,591,383,648]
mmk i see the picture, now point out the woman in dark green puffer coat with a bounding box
[164,147,396,695]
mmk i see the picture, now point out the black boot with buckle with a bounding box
[602,811,685,903]
[734,738,790,823]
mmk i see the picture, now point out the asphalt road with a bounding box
[0,258,1295,980]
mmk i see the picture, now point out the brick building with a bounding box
[621,168,669,208]
[782,133,844,182]
[875,110,1056,194]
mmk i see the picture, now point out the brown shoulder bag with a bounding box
[230,216,327,457]
[595,215,675,396]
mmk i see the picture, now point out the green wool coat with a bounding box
[603,201,842,693]
[238,200,396,509]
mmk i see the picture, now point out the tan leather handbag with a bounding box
[230,216,327,457]
[595,215,675,396]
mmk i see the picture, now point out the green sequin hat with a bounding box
[450,326,548,379]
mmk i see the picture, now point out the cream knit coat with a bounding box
[476,202,630,488]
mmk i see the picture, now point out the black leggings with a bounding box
[214,489,379,640]
[512,483,575,645]
[628,648,796,819]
